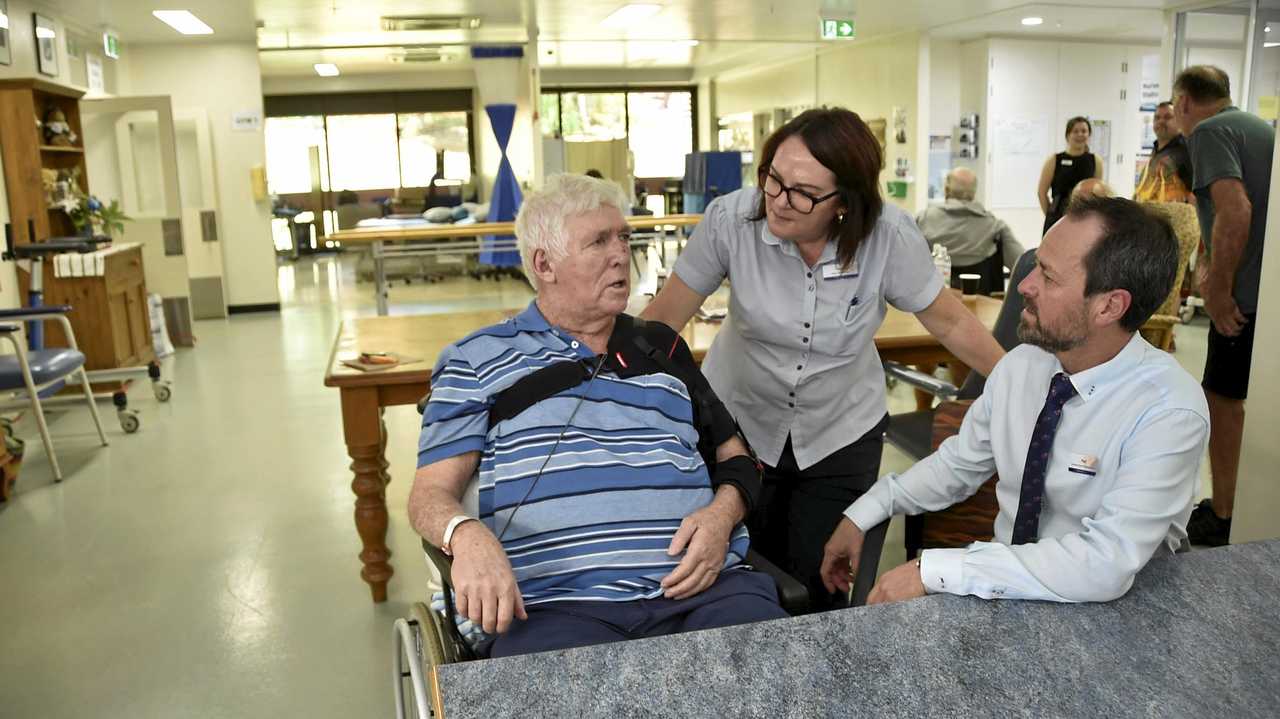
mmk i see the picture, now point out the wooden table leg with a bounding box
[341,386,393,602]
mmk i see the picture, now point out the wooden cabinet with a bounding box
[0,78,155,371]
[28,245,156,371]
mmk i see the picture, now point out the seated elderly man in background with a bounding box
[916,168,1026,295]
[409,173,785,658]
[823,196,1209,605]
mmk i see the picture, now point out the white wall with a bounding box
[0,0,117,94]
[122,44,278,307]
[715,53,817,117]
[972,38,1157,248]
[818,33,928,211]
[930,40,963,137]
[1231,131,1280,544]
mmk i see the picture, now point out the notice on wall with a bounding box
[86,55,105,94]
[231,110,262,132]
[989,117,1050,209]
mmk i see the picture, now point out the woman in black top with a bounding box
[1037,116,1104,235]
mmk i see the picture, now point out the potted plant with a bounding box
[68,194,131,239]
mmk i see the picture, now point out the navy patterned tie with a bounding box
[1011,372,1078,545]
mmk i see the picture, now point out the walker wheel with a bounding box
[154,383,173,402]
[119,411,140,434]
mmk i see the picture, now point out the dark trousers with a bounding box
[487,569,785,658]
[749,415,889,612]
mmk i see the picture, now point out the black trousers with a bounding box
[748,414,889,612]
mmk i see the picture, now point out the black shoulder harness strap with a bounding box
[487,315,754,501]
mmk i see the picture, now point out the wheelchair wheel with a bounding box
[411,602,453,668]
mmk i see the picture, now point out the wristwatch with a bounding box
[441,515,478,556]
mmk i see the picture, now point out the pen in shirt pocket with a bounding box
[845,296,861,321]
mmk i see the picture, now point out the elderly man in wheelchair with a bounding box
[407,173,789,660]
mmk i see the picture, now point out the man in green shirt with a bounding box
[1172,65,1274,546]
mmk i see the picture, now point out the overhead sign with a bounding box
[103,31,120,59]
[820,18,856,40]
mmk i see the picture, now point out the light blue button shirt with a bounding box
[846,333,1210,603]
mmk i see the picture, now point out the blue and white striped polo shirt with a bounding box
[417,301,749,605]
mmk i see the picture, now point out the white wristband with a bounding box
[441,515,477,556]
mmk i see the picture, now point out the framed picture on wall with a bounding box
[33,13,57,77]
[0,1,11,66]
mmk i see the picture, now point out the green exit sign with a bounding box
[103,31,120,59]
[820,18,856,40]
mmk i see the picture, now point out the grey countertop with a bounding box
[434,540,1280,718]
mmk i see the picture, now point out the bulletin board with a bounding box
[989,117,1050,209]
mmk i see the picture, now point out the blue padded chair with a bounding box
[0,306,109,481]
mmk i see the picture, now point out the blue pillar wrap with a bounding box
[480,103,522,268]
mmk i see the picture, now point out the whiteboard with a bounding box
[989,117,1050,209]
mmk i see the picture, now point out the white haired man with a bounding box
[409,174,785,658]
[916,167,1025,294]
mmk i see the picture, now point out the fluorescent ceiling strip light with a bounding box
[152,10,214,35]
[1021,16,1044,26]
[314,63,340,76]
[601,4,661,28]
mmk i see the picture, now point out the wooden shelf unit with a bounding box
[0,78,156,373]
[0,78,88,242]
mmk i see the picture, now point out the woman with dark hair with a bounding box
[641,107,1003,610]
[1038,116,1105,235]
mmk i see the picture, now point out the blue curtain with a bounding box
[480,103,522,267]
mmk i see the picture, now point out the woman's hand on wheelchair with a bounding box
[820,517,865,594]
[451,523,527,634]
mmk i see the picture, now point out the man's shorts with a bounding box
[1202,313,1257,400]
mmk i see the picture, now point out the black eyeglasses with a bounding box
[760,171,841,214]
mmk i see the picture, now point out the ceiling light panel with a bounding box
[153,10,214,35]
[314,63,340,76]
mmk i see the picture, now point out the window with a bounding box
[560,91,627,142]
[539,87,697,179]
[398,111,471,187]
[264,116,328,194]
[539,93,561,137]
[325,114,401,191]
[264,106,474,197]
[627,91,692,178]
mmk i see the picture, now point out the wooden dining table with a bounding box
[324,296,1002,602]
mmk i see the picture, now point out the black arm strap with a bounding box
[485,314,762,510]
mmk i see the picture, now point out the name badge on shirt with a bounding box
[822,262,859,280]
[1061,158,1074,166]
[1068,454,1099,476]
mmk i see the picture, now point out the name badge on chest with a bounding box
[822,262,859,280]
[1061,158,1074,167]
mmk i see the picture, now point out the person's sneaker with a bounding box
[1187,498,1232,547]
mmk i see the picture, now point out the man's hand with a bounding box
[1200,269,1248,336]
[820,517,865,594]
[662,503,736,599]
[866,560,927,606]
[450,522,527,634]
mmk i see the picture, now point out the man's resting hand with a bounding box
[451,522,527,634]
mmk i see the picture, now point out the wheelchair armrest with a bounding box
[422,537,454,589]
[0,305,72,320]
[883,361,958,399]
[746,548,810,615]
[0,324,18,333]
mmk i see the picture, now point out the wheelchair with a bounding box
[392,515,887,719]
[394,379,887,718]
